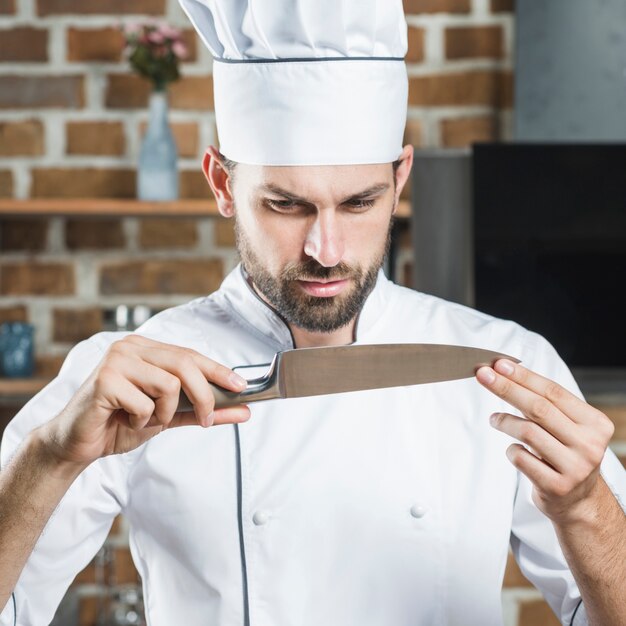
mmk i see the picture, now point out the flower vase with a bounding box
[138,90,178,201]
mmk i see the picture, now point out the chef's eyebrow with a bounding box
[259,183,390,205]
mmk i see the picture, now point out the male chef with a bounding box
[1,1,625,625]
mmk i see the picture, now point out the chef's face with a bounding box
[204,146,413,333]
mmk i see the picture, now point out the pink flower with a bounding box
[159,24,182,39]
[172,41,188,59]
[148,30,166,44]
[123,22,142,37]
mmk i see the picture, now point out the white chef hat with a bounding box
[178,0,408,166]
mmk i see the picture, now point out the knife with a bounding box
[177,343,519,411]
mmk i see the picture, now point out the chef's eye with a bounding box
[265,199,299,212]
[344,198,376,211]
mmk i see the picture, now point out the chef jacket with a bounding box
[2,265,625,626]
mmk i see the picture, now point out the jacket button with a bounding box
[410,503,428,519]
[252,510,270,526]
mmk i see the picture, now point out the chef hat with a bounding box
[178,0,408,166]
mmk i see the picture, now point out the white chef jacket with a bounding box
[2,266,625,626]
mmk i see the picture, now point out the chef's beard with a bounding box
[235,218,392,333]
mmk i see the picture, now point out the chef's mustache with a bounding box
[281,259,361,283]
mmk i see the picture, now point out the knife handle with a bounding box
[176,359,281,412]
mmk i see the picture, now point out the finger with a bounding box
[476,366,579,445]
[493,359,604,427]
[505,443,561,491]
[121,335,247,392]
[130,347,218,424]
[490,412,575,473]
[147,405,251,430]
[106,374,156,431]
[114,339,247,422]
[110,357,186,427]
[211,405,251,425]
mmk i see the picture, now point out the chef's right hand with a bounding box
[36,334,251,467]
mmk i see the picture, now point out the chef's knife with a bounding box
[176,343,519,411]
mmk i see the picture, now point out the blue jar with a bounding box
[138,90,179,201]
[0,322,35,378]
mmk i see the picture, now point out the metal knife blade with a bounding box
[177,343,519,411]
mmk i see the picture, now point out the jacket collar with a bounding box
[214,264,394,350]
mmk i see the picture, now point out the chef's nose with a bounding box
[303,211,345,268]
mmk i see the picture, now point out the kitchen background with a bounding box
[0,1,623,625]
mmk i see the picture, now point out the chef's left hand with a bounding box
[476,359,615,525]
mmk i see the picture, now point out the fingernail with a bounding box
[489,413,499,426]
[477,366,496,384]
[495,359,515,376]
[204,411,214,427]
[229,372,247,389]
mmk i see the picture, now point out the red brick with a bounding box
[404,0,470,14]
[66,26,196,63]
[0,262,74,296]
[37,0,165,16]
[78,596,97,626]
[66,121,125,156]
[106,74,213,110]
[0,170,13,197]
[71,560,96,586]
[491,0,514,12]
[0,218,48,250]
[35,353,66,378]
[406,27,425,63]
[170,75,214,110]
[100,259,223,295]
[109,515,123,536]
[403,118,422,147]
[32,168,135,198]
[113,547,140,584]
[401,260,412,288]
[0,75,84,109]
[409,70,512,107]
[0,27,48,62]
[596,405,626,441]
[139,218,199,249]
[445,25,504,60]
[67,27,124,62]
[440,115,498,147]
[517,599,560,626]
[500,71,514,107]
[65,218,125,249]
[0,305,28,324]
[139,121,198,158]
[0,0,15,14]
[180,29,199,63]
[0,120,45,156]
[105,74,151,109]
[53,307,103,343]
[214,218,235,247]
[502,552,533,588]
[179,169,211,199]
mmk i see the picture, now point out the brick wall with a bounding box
[0,0,515,360]
[5,2,617,626]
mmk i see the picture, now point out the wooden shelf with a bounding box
[0,378,50,400]
[0,198,221,217]
[0,198,411,218]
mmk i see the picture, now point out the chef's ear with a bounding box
[391,144,414,216]
[202,146,235,218]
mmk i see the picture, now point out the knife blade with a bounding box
[177,343,519,411]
